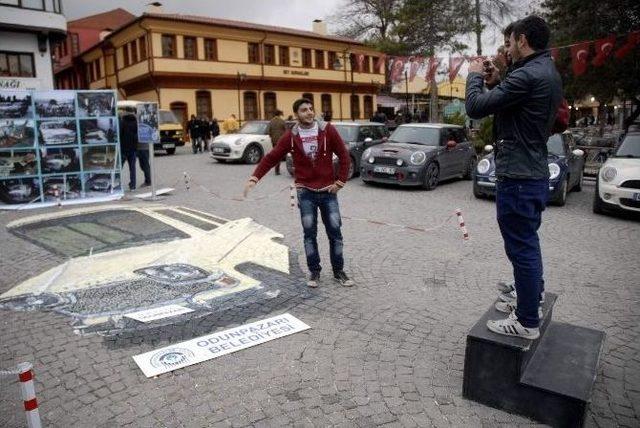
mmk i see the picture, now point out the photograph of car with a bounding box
[0,178,39,204]
[117,101,185,154]
[34,90,76,118]
[38,119,77,145]
[593,130,640,215]
[0,91,33,119]
[360,123,477,190]
[0,119,35,148]
[44,153,72,171]
[80,118,116,144]
[77,91,116,117]
[210,120,273,164]
[0,151,38,176]
[43,175,81,200]
[473,132,586,206]
[286,122,389,180]
[85,173,121,193]
[83,146,117,170]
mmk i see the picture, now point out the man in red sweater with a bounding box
[243,98,354,288]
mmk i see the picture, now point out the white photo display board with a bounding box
[0,89,123,209]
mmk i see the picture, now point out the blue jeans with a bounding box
[496,178,548,328]
[122,149,136,189]
[297,189,344,274]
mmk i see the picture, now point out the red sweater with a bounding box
[251,120,350,189]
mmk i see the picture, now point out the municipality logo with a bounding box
[150,348,195,369]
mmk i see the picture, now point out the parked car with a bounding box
[593,131,640,215]
[359,123,476,190]
[285,122,389,180]
[473,132,585,206]
[210,121,273,164]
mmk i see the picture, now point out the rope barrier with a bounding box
[0,362,42,428]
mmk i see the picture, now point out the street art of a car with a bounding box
[0,205,301,335]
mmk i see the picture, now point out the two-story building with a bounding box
[0,0,67,90]
[78,12,386,128]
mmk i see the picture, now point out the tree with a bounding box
[473,0,513,56]
[541,0,640,127]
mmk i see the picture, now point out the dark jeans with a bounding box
[136,149,151,185]
[122,148,136,189]
[297,188,344,274]
[496,178,548,328]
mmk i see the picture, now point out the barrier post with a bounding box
[455,208,470,240]
[17,362,41,428]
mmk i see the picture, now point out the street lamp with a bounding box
[236,71,246,124]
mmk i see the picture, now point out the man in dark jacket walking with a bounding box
[267,109,286,175]
[243,98,354,288]
[465,16,562,340]
[119,113,138,191]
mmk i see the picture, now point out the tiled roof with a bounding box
[142,13,365,46]
[68,8,135,30]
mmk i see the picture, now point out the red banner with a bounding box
[425,56,441,82]
[375,54,386,73]
[571,42,590,75]
[356,54,365,72]
[592,35,616,66]
[389,57,406,84]
[550,48,559,62]
[408,57,422,82]
[448,57,465,83]
[614,31,640,59]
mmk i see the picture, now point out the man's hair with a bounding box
[512,16,550,51]
[275,109,283,116]
[292,98,313,114]
[503,22,516,38]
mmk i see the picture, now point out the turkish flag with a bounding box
[425,56,441,82]
[592,35,616,66]
[390,57,406,84]
[409,57,422,82]
[614,31,640,60]
[448,57,465,82]
[375,54,386,73]
[571,42,590,75]
[356,54,365,72]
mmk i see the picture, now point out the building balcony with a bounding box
[0,0,66,35]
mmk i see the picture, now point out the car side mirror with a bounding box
[484,144,494,153]
[572,149,584,157]
[446,140,457,149]
[364,137,373,144]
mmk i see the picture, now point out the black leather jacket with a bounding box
[466,50,563,179]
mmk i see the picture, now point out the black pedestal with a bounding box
[463,293,605,427]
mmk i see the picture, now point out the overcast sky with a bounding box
[61,0,538,57]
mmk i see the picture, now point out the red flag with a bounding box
[571,42,590,75]
[356,54,365,72]
[614,31,640,59]
[550,48,559,62]
[448,57,465,82]
[425,56,441,82]
[375,54,386,73]
[390,57,406,84]
[592,35,616,66]
[409,57,422,81]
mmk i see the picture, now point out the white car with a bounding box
[40,122,76,144]
[210,121,272,164]
[46,154,72,170]
[593,132,640,214]
[84,129,108,143]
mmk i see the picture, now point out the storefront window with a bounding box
[264,92,277,119]
[0,51,35,77]
[243,92,258,121]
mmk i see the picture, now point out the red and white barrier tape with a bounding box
[182,172,292,204]
[455,208,470,240]
[0,362,42,428]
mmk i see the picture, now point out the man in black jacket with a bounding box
[118,113,138,191]
[466,16,562,340]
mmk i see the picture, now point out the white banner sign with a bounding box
[133,313,310,377]
[124,304,194,323]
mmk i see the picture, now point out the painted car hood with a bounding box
[371,142,438,157]
[602,157,640,180]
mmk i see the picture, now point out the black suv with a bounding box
[286,121,389,179]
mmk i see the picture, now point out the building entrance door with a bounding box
[170,102,188,140]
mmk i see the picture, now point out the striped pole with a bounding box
[183,172,190,191]
[290,184,296,210]
[18,362,41,428]
[53,185,61,207]
[455,208,469,240]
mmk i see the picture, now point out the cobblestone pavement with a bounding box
[1,147,639,427]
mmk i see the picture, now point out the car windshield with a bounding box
[388,126,440,146]
[546,134,565,156]
[333,125,358,142]
[237,122,268,134]
[614,134,640,158]
[159,110,179,124]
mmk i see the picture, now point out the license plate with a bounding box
[213,147,224,153]
[633,193,640,201]
[374,166,395,174]
[162,144,175,149]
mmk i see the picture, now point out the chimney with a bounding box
[146,2,164,14]
[312,19,327,35]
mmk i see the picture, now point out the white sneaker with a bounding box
[487,317,540,340]
[496,280,515,294]
[499,289,545,304]
[495,301,543,319]
[307,272,320,288]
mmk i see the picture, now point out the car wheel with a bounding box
[592,180,606,214]
[243,144,263,164]
[166,148,176,155]
[347,157,356,180]
[463,156,476,180]
[422,162,439,191]
[574,169,583,192]
[473,182,484,199]
[552,177,568,206]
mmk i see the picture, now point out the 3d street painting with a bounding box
[0,205,306,335]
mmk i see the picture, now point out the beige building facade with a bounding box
[79,13,386,130]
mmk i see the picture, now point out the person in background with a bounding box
[222,114,239,134]
[266,109,286,175]
[201,115,211,151]
[209,117,220,149]
[118,113,138,191]
[136,136,151,188]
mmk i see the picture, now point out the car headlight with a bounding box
[363,148,371,158]
[548,163,560,180]
[601,166,617,182]
[396,159,403,167]
[410,151,426,165]
[476,158,490,174]
[368,156,375,164]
